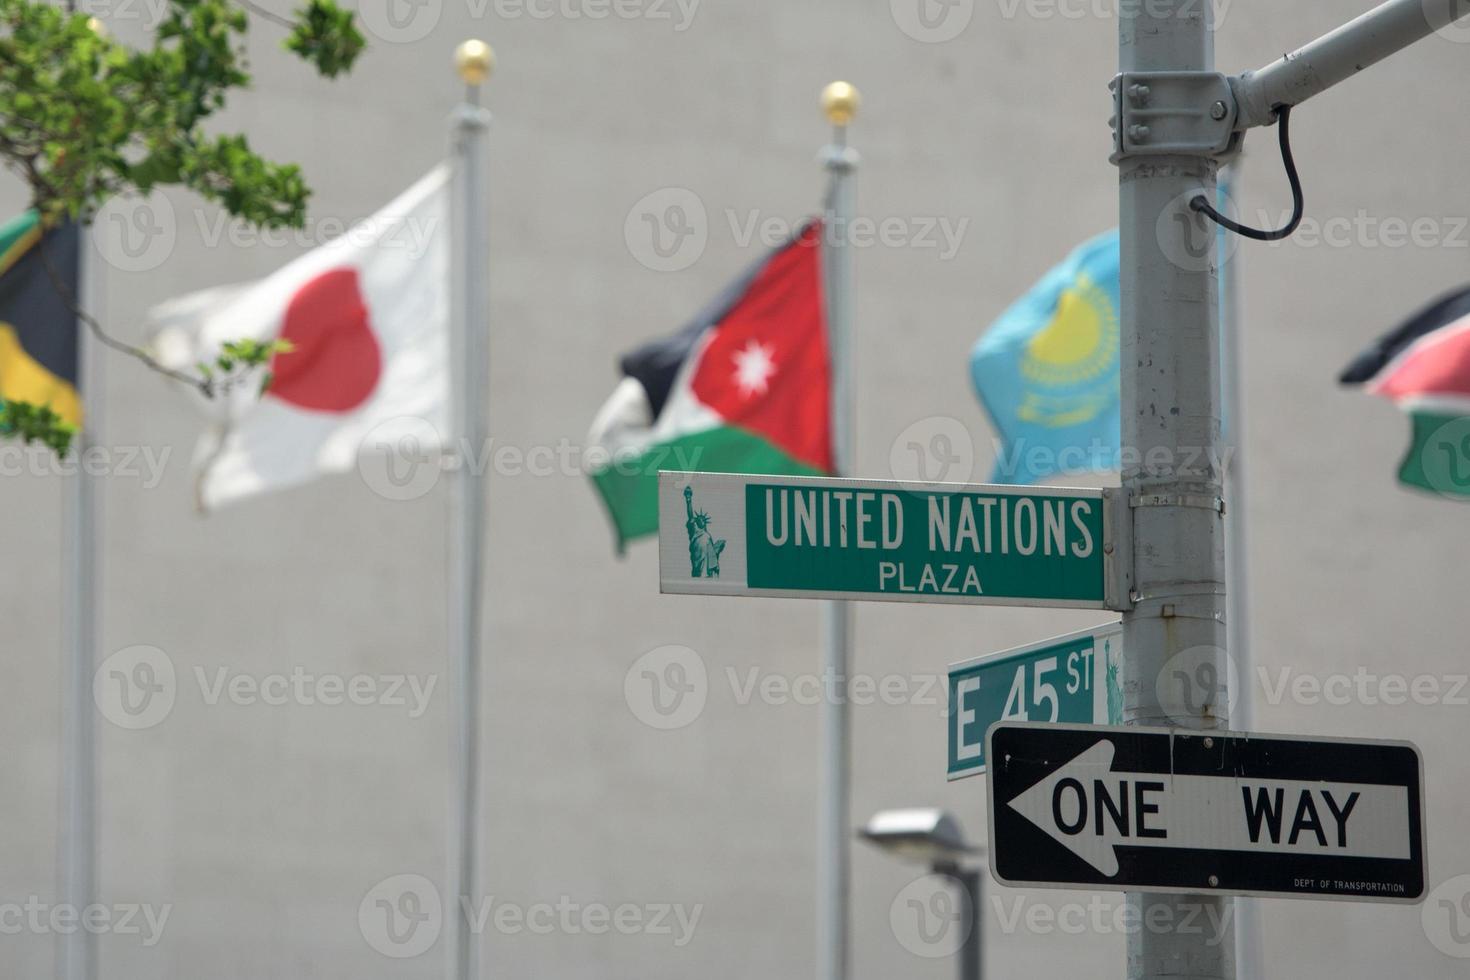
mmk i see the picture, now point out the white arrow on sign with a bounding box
[1006,739,1412,877]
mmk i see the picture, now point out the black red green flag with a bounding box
[584,222,833,549]
[0,210,82,426]
[1341,286,1470,497]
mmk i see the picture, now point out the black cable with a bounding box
[1190,104,1303,242]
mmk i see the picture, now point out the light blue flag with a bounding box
[971,230,1121,485]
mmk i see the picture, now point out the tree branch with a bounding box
[37,231,214,395]
[232,0,293,28]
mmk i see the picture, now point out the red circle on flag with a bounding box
[269,267,382,412]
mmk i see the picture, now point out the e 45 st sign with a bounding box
[948,624,1122,779]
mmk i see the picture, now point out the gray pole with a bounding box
[817,80,859,980]
[1233,0,1470,130]
[1219,166,1263,980]
[447,39,494,980]
[1116,4,1233,980]
[1102,4,1470,976]
[58,226,101,980]
[1105,4,1470,973]
[951,867,982,980]
[1218,166,1245,733]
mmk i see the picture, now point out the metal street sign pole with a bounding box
[446,39,494,980]
[1232,0,1470,130]
[1112,2,1470,976]
[817,81,859,980]
[1115,2,1232,977]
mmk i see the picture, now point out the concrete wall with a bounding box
[2,1,1468,977]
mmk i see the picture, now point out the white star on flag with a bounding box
[732,340,777,398]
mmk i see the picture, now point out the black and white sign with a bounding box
[986,723,1426,903]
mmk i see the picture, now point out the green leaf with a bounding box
[0,0,366,224]
[0,399,77,456]
[285,0,365,79]
[0,0,366,458]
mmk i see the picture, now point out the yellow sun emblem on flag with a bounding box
[1020,274,1118,387]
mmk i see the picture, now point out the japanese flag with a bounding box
[149,166,451,511]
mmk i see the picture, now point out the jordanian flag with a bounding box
[0,210,81,425]
[1341,286,1470,497]
[587,222,833,549]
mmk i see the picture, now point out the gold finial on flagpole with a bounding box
[455,39,495,86]
[820,81,860,127]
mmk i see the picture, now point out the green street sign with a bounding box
[947,623,1123,780]
[658,472,1130,609]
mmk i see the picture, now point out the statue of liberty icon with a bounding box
[1104,638,1124,724]
[684,485,726,578]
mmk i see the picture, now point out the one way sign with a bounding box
[986,723,1426,903]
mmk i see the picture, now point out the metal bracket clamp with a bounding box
[1101,487,1135,612]
[1130,493,1226,515]
[1110,71,1240,162]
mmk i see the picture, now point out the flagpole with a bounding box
[817,81,858,980]
[58,224,101,980]
[1219,165,1264,980]
[447,39,493,980]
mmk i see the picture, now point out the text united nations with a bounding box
[759,488,1097,596]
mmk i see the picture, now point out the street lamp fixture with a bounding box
[858,808,984,980]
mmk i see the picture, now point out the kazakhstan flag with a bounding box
[971,230,1119,485]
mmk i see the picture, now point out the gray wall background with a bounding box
[3,0,1469,977]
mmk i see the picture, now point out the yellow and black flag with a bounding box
[0,210,81,426]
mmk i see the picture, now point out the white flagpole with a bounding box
[817,81,859,980]
[59,222,100,980]
[1219,166,1264,980]
[447,39,494,980]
